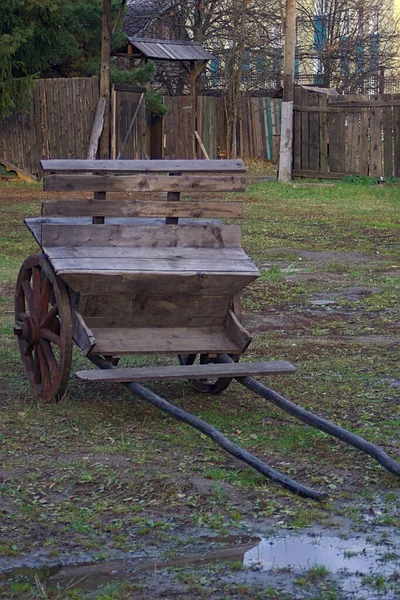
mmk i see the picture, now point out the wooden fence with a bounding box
[162,95,281,161]
[294,89,400,178]
[0,77,281,175]
[0,77,99,176]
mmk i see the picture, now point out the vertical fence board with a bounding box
[359,109,369,175]
[319,95,328,172]
[393,94,400,177]
[293,88,302,170]
[347,112,358,173]
[308,92,320,170]
[370,103,382,177]
[382,94,393,177]
[301,88,309,169]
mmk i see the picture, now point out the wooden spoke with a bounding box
[41,328,61,346]
[33,350,41,385]
[15,254,72,402]
[38,345,52,399]
[21,280,34,313]
[39,339,59,377]
[32,266,42,316]
[40,304,58,328]
[39,276,51,317]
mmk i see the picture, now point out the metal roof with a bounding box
[127,37,213,61]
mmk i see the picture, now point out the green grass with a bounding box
[0,177,399,599]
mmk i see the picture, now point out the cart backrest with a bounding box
[40,159,246,221]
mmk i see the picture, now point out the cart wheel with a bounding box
[178,353,239,394]
[14,254,73,403]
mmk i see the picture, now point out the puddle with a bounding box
[244,535,399,575]
[2,533,399,593]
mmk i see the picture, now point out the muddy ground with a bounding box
[0,180,399,599]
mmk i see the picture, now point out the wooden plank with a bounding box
[72,310,96,355]
[325,99,400,108]
[45,246,248,261]
[84,316,225,329]
[40,159,246,174]
[88,326,244,355]
[393,95,400,177]
[225,309,251,353]
[60,272,258,297]
[370,103,382,177]
[301,87,309,170]
[41,223,243,249]
[76,360,297,382]
[308,92,320,171]
[47,255,257,274]
[382,94,393,178]
[347,112,358,174]
[328,112,339,172]
[42,200,244,219]
[293,88,302,171]
[359,108,369,176]
[79,293,230,319]
[43,174,246,193]
[337,112,346,173]
[292,169,346,180]
[319,94,328,173]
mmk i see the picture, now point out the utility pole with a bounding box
[278,0,296,183]
[99,0,112,160]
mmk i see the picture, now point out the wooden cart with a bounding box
[14,159,400,499]
[15,159,295,402]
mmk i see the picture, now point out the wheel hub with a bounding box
[21,315,41,346]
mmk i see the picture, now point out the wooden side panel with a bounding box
[41,223,243,248]
[327,111,339,172]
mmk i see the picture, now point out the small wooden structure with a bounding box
[14,159,400,499]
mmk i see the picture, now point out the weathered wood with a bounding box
[78,293,230,320]
[89,326,246,355]
[194,131,210,159]
[46,256,258,274]
[40,159,246,174]
[43,174,246,193]
[359,109,369,176]
[0,159,37,182]
[117,93,145,159]
[300,88,309,170]
[393,95,400,177]
[44,246,248,260]
[71,310,96,355]
[347,112,358,174]
[370,104,382,177]
[41,224,243,249]
[87,96,106,160]
[84,316,224,329]
[382,95,393,178]
[308,93,320,171]
[59,272,257,297]
[42,200,244,219]
[76,360,296,382]
[225,309,252,353]
[292,170,346,180]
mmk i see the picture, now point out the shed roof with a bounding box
[127,36,213,61]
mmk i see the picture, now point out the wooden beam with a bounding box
[43,174,246,193]
[40,159,246,174]
[75,360,296,382]
[42,199,244,218]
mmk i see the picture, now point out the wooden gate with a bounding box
[111,84,148,159]
[293,88,400,178]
